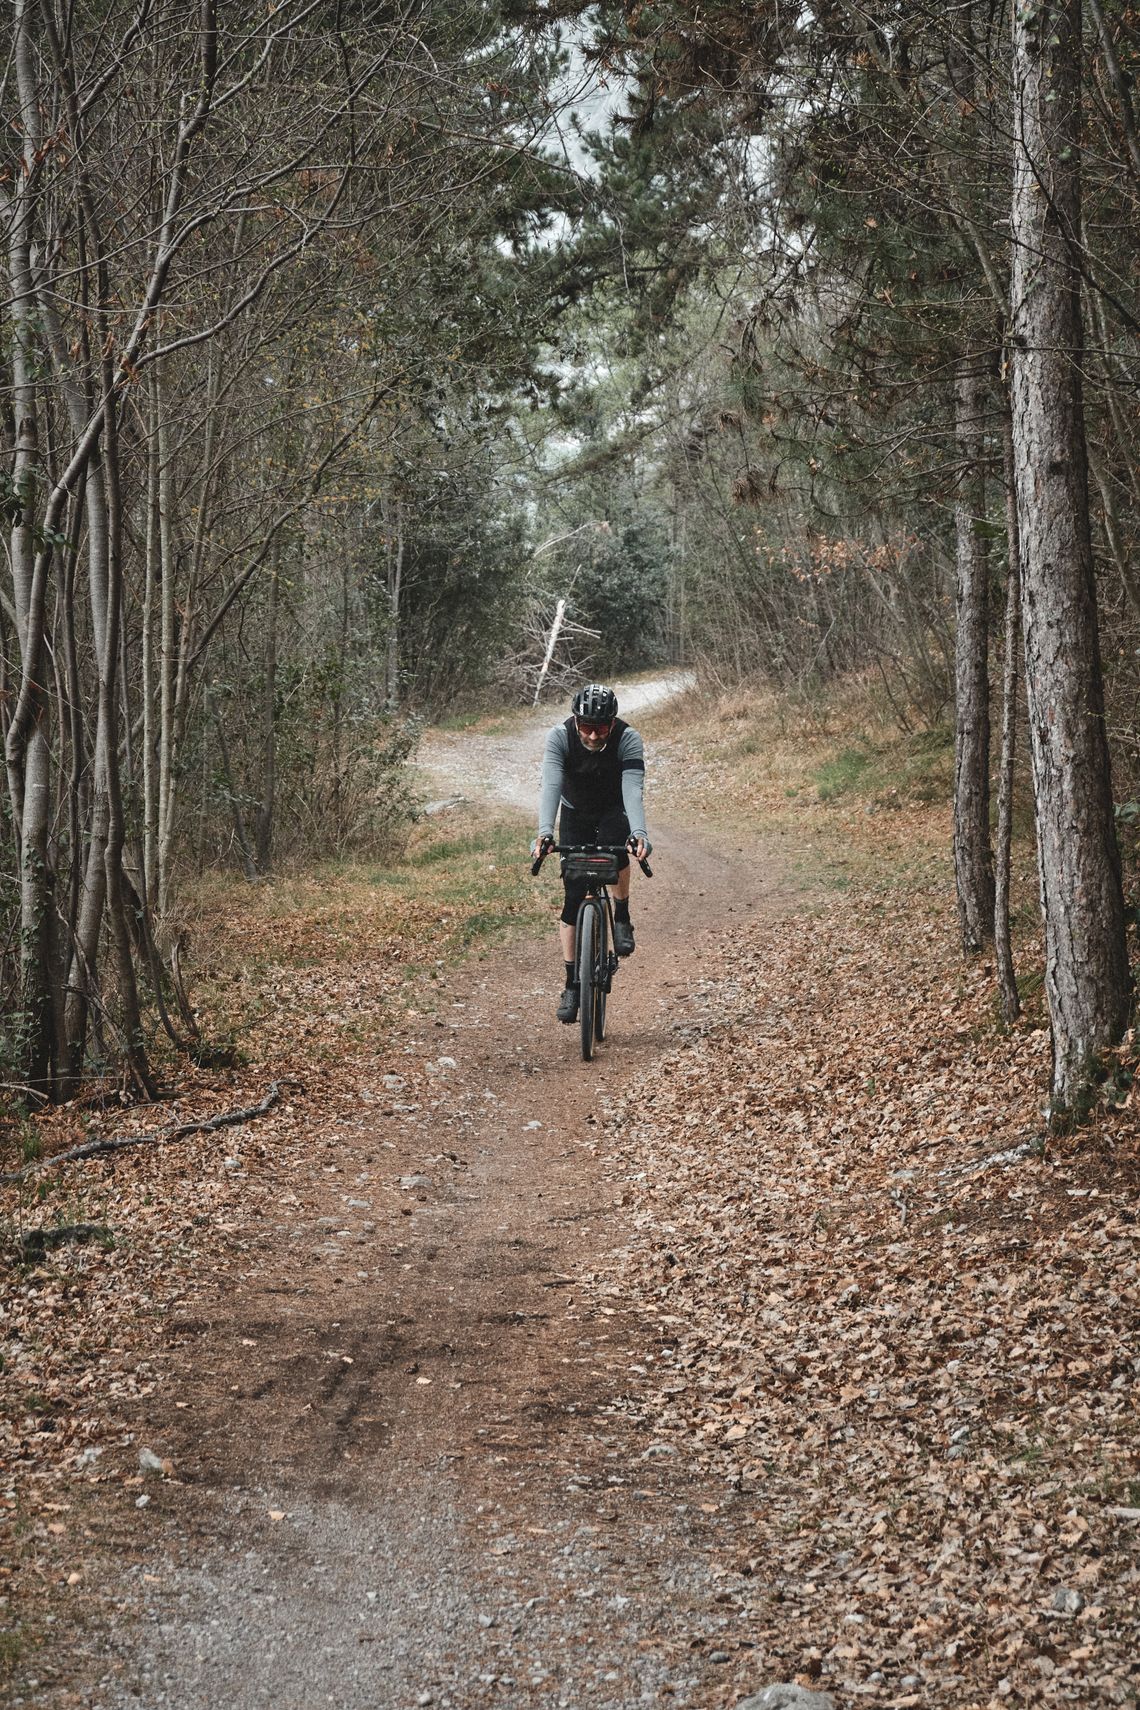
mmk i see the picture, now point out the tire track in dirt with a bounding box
[65,690,797,1710]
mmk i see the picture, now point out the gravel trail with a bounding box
[418,673,696,813]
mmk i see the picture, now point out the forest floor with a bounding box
[2,679,1138,1710]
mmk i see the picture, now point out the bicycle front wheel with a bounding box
[578,903,598,1061]
[595,902,609,1042]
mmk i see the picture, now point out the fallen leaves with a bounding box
[584,788,1140,1705]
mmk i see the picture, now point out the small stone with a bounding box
[1051,1587,1083,1615]
[135,1494,150,1508]
[737,1689,838,1710]
[138,1448,166,1475]
[709,1649,731,1663]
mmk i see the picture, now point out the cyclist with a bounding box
[531,683,651,1024]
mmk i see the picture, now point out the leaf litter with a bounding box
[576,692,1140,1707]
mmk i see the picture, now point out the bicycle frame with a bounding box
[531,840,653,1059]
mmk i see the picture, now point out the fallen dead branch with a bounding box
[1,1083,281,1186]
[937,1132,1045,1177]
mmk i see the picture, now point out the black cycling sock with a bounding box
[613,900,630,923]
[564,961,576,986]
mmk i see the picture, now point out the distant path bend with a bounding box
[418,670,696,814]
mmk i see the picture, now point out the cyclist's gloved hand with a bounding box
[531,834,554,862]
[629,834,652,861]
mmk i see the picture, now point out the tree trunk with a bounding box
[143,369,161,906]
[61,448,112,1094]
[98,390,155,1096]
[386,496,403,710]
[254,557,279,874]
[952,354,994,952]
[994,402,1022,1024]
[213,701,258,883]
[6,0,56,1094]
[1009,0,1129,1118]
[157,400,178,916]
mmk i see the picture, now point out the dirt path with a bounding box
[58,691,798,1710]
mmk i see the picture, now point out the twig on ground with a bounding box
[0,1083,282,1186]
[938,1134,1045,1178]
[0,1081,50,1105]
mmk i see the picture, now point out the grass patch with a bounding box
[814,746,873,801]
[813,725,954,807]
[430,704,533,737]
[0,1625,27,1678]
[181,806,550,1050]
[405,833,493,867]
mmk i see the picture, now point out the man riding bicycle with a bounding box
[531,683,652,1024]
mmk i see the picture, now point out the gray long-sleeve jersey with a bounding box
[537,721,648,841]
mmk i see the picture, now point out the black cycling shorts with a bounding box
[557,803,630,925]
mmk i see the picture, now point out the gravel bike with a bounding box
[531,839,654,1060]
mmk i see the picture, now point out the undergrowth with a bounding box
[641,672,1046,984]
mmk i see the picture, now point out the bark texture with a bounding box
[953,356,995,953]
[995,403,1022,1025]
[1010,0,1130,1114]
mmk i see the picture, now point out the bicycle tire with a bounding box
[578,902,598,1061]
[595,899,609,1042]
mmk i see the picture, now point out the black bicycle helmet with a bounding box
[572,683,618,722]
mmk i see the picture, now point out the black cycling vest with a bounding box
[560,715,628,817]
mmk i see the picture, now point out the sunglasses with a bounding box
[576,719,612,738]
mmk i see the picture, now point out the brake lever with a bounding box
[626,838,653,879]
